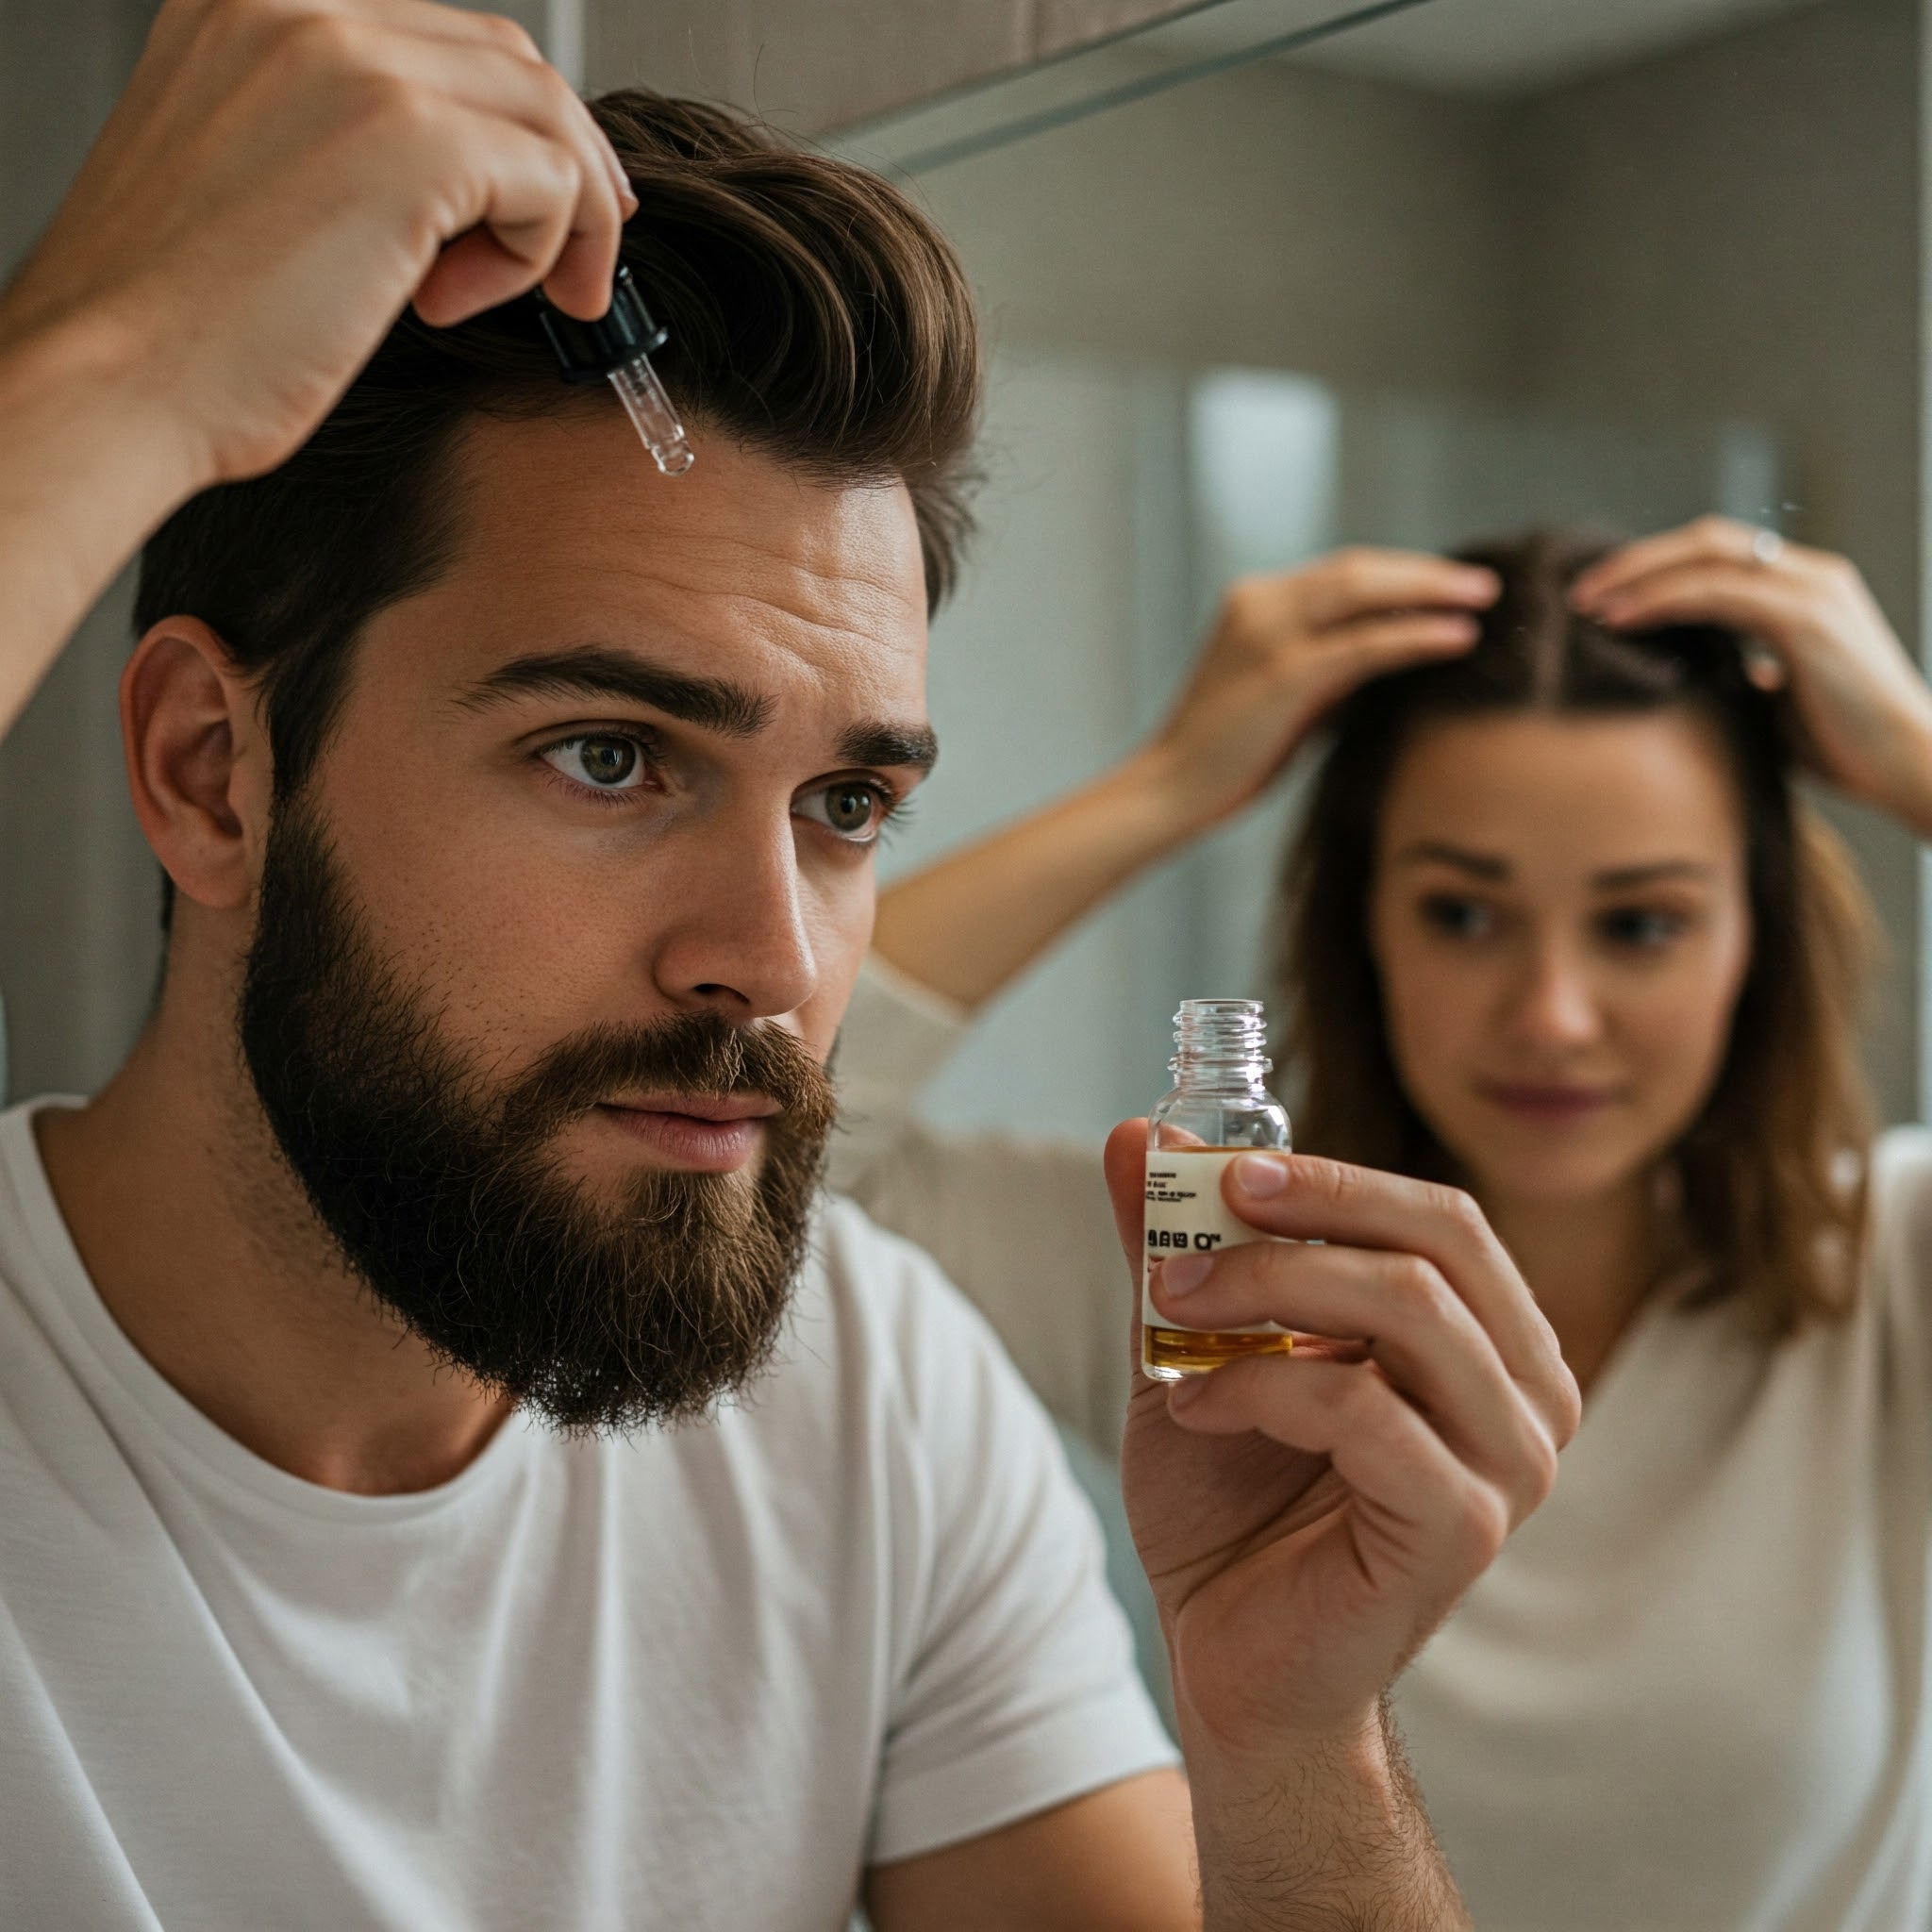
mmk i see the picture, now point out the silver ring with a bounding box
[1748,527,1785,567]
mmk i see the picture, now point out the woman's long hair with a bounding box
[1274,531,1877,1330]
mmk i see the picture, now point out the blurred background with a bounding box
[1,0,1920,1143]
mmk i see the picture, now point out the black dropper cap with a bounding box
[535,264,669,385]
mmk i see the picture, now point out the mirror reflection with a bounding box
[832,0,1927,1924]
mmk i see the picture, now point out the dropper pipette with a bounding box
[535,263,694,476]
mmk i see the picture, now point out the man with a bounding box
[0,4,1579,1925]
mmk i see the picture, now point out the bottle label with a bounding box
[1142,1148,1285,1337]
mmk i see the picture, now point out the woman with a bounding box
[834,517,1932,1929]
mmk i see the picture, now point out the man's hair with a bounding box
[136,89,982,818]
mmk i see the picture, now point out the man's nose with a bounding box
[1505,938,1604,1049]
[649,812,819,1022]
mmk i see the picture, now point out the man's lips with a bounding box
[1475,1079,1627,1125]
[593,1093,780,1173]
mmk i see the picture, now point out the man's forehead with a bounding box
[396,410,930,726]
[450,409,927,641]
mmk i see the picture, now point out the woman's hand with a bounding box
[1139,547,1499,834]
[1570,517,1932,837]
[871,546,1496,1013]
[1103,1125,1577,1918]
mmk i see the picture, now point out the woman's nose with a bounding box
[1506,943,1604,1048]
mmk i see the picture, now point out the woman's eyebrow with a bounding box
[1393,841,1510,880]
[1591,860,1719,889]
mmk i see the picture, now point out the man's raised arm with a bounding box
[0,0,633,739]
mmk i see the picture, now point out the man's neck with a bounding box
[34,992,512,1495]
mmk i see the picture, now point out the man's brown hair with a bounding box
[1274,530,1877,1332]
[136,90,982,810]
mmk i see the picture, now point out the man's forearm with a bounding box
[1189,1707,1469,1932]
[0,315,204,737]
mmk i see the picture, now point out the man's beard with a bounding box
[237,802,836,1432]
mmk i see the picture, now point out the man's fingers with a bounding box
[332,28,625,315]
[1104,1118,1150,1274]
[1211,1154,1577,1444]
[1293,548,1499,632]
[1148,1241,1556,1510]
[1170,1355,1519,1568]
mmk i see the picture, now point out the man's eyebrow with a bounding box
[1393,840,1509,881]
[458,647,774,737]
[839,722,939,773]
[1592,859,1717,889]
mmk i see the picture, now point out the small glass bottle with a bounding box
[1141,998,1294,1381]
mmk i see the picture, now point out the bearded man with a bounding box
[0,5,1576,1926]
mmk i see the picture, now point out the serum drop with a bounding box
[1142,998,1294,1381]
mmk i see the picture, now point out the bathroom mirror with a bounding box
[841,0,1921,1139]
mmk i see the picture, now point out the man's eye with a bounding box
[797,781,889,844]
[1420,893,1495,940]
[542,735,650,791]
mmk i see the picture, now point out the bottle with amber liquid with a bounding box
[1141,997,1295,1381]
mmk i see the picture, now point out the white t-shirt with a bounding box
[834,954,1932,1932]
[0,1101,1174,1931]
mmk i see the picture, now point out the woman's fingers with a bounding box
[1309,609,1483,674]
[1574,556,1829,646]
[1209,1153,1577,1445]
[1289,548,1500,632]
[1147,1238,1557,1519]
[1167,1354,1518,1576]
[1569,515,1790,608]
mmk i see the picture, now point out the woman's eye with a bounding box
[1599,906,1687,949]
[797,780,889,844]
[1420,893,1495,941]
[542,735,650,792]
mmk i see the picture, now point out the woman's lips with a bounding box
[593,1095,777,1173]
[1475,1080,1625,1127]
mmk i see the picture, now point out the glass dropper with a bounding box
[534,263,695,477]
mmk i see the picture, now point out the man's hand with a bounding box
[1105,1124,1579,1925]
[0,0,631,491]
[0,0,632,739]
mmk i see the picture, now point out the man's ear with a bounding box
[121,617,273,913]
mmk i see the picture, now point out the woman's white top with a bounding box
[834,954,1932,1932]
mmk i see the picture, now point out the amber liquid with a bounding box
[1142,1323,1295,1379]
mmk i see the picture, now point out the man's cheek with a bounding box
[803,900,874,1058]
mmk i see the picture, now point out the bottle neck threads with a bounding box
[1170,998,1271,1091]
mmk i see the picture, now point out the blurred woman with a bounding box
[835,518,1932,1930]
